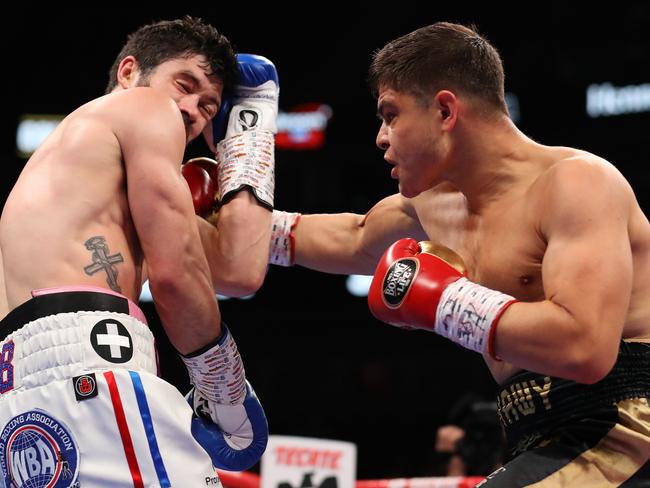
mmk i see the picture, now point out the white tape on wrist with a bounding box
[181,326,246,405]
[269,210,301,266]
[434,277,517,358]
[216,130,275,209]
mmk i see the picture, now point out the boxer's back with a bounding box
[0,92,144,309]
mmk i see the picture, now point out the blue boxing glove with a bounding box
[181,324,268,471]
[187,382,268,471]
[209,54,279,143]
[204,53,279,209]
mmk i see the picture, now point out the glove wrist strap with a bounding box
[269,210,301,266]
[434,277,517,359]
[181,323,246,404]
[216,130,275,209]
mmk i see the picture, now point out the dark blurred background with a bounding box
[4,5,650,479]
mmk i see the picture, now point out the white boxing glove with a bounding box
[181,324,268,471]
[205,54,279,209]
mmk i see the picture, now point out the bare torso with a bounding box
[0,91,153,311]
[412,147,650,383]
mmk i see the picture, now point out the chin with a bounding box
[397,183,423,199]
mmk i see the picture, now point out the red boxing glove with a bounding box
[368,238,517,358]
[182,157,220,219]
[368,238,465,329]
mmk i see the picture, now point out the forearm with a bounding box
[145,213,222,354]
[292,213,375,274]
[494,300,618,383]
[149,256,221,355]
[289,194,426,275]
[199,191,271,296]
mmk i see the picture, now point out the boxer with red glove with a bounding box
[368,238,517,359]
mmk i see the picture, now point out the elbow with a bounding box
[570,357,615,385]
[229,275,265,298]
[565,333,618,385]
[245,269,267,294]
[148,267,187,302]
[215,267,266,298]
[148,256,212,302]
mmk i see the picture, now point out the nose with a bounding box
[376,123,389,151]
[178,95,201,129]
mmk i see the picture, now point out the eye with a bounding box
[201,104,218,119]
[176,81,190,93]
[384,112,396,124]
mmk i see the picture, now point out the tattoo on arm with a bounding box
[83,236,124,292]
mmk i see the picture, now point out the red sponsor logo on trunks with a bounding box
[273,446,343,469]
[72,373,98,402]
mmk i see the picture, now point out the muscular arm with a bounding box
[197,192,271,297]
[119,91,221,354]
[494,161,632,383]
[294,193,428,275]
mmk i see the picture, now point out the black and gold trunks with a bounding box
[479,341,650,487]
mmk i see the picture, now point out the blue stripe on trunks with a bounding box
[129,371,171,487]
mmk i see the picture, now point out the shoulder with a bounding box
[539,150,631,200]
[90,88,184,137]
[111,87,179,115]
[534,150,633,233]
[96,88,186,153]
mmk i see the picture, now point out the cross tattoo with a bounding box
[83,236,124,292]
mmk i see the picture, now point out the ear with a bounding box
[116,56,139,90]
[435,90,458,131]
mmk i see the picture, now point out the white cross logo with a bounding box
[96,322,131,359]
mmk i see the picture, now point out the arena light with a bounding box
[139,281,254,303]
[16,114,64,158]
[505,92,520,123]
[346,274,372,297]
[586,82,650,118]
[139,281,153,302]
[276,104,333,150]
[144,275,373,302]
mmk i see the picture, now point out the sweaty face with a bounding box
[375,87,442,198]
[137,55,223,143]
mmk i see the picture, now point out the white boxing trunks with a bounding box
[0,286,222,488]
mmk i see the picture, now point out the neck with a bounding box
[443,114,541,213]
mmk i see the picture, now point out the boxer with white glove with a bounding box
[181,324,268,471]
[368,238,518,359]
[204,53,279,210]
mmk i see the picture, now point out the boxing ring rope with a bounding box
[216,470,485,488]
